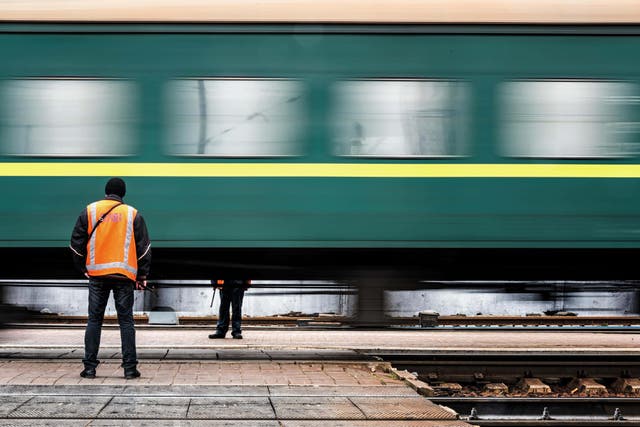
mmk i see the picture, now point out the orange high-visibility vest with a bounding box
[85,200,138,281]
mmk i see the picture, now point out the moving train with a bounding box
[1,0,640,282]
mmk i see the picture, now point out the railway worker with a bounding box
[209,279,251,339]
[69,177,151,380]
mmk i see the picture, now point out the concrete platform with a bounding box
[0,367,470,425]
[1,326,636,425]
[0,328,482,424]
[0,360,400,386]
[0,390,469,425]
[0,327,638,354]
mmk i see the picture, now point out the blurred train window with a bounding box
[332,80,468,157]
[0,79,135,157]
[166,79,305,157]
[501,80,640,158]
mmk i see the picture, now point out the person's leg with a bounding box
[215,288,232,336]
[83,281,110,371]
[112,282,137,373]
[231,287,245,337]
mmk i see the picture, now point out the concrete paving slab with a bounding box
[0,420,88,426]
[121,385,270,396]
[0,385,127,396]
[267,385,416,396]
[279,422,474,427]
[97,396,189,419]
[0,396,31,417]
[8,395,111,418]
[0,421,279,427]
[187,397,275,419]
[89,421,280,426]
[350,396,457,420]
[271,396,366,420]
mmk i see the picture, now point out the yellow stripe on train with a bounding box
[3,163,640,178]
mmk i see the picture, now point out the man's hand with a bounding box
[135,280,147,291]
[84,272,90,279]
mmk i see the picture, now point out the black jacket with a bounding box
[213,279,251,291]
[69,194,151,280]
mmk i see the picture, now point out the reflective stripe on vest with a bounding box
[86,200,138,281]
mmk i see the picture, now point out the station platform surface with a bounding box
[1,326,638,355]
[0,327,493,425]
[0,326,637,425]
[0,366,470,426]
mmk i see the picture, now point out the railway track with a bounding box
[385,352,640,424]
[432,397,640,425]
[390,352,640,394]
[377,352,640,427]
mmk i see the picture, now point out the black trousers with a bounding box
[83,280,137,370]
[215,286,245,336]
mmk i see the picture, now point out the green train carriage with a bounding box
[0,0,640,281]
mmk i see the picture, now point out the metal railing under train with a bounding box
[1,279,639,326]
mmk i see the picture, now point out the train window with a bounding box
[166,79,305,157]
[331,79,468,157]
[0,79,136,157]
[500,80,640,158]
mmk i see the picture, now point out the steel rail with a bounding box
[6,315,640,328]
[431,397,640,425]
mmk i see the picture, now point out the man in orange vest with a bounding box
[70,177,151,380]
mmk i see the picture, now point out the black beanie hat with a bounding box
[105,177,126,198]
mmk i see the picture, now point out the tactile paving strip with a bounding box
[97,397,189,419]
[271,396,366,420]
[350,397,458,420]
[187,397,275,419]
[0,396,30,417]
[80,421,279,427]
[8,396,111,419]
[278,422,473,427]
[0,420,89,426]
[0,421,281,427]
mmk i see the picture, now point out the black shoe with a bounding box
[124,368,141,379]
[232,334,243,339]
[80,368,96,379]
[208,332,226,339]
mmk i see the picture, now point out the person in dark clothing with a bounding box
[209,280,251,339]
[69,177,151,379]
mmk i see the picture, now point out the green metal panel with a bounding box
[0,26,639,248]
